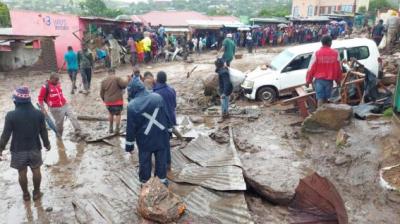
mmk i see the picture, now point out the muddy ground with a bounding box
[0,47,399,223]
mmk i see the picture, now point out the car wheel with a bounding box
[257,86,277,103]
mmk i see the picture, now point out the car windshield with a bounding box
[270,50,294,71]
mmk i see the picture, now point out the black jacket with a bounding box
[0,103,50,152]
[217,67,233,96]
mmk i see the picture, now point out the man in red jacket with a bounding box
[306,35,342,106]
[38,73,81,137]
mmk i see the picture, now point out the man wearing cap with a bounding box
[0,87,50,201]
[219,33,236,67]
[125,78,172,186]
[38,73,82,138]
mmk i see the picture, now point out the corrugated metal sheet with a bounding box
[180,135,242,167]
[182,186,254,224]
[172,163,246,191]
[170,149,246,191]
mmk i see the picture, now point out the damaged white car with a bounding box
[241,38,381,102]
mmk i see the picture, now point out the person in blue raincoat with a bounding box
[125,78,172,185]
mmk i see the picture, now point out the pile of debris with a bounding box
[381,52,400,75]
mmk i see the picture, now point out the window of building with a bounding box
[293,6,300,17]
[342,5,353,12]
[320,6,325,14]
[315,6,319,15]
[331,6,336,13]
[307,5,314,16]
[328,6,332,14]
[347,46,370,60]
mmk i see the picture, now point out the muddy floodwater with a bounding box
[0,48,399,223]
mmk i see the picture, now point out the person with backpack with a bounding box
[215,58,233,123]
[77,45,94,94]
[100,68,131,133]
[38,73,82,138]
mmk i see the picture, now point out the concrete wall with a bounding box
[10,10,82,69]
[292,0,359,17]
[0,38,57,72]
[0,42,41,71]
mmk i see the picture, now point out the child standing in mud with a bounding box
[100,68,131,133]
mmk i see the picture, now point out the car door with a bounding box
[278,53,312,90]
[346,46,376,74]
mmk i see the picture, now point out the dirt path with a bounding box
[0,47,399,223]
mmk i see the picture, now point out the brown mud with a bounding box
[0,47,399,223]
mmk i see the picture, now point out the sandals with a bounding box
[23,192,30,201]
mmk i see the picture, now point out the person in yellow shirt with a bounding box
[142,35,152,63]
[136,40,145,63]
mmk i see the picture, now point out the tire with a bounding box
[257,86,277,103]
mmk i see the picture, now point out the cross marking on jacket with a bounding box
[142,108,165,135]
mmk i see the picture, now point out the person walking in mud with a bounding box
[219,33,236,67]
[0,86,50,201]
[306,35,342,107]
[38,73,82,138]
[77,45,94,94]
[62,46,79,94]
[215,58,233,123]
[125,78,172,186]
[100,68,131,133]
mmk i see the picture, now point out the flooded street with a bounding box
[0,48,399,223]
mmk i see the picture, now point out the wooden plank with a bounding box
[281,92,316,105]
[295,87,307,96]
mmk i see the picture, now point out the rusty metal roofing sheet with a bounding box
[181,186,254,224]
[72,152,252,223]
[170,150,246,191]
[180,135,242,167]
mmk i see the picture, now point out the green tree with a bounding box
[79,0,122,18]
[357,6,367,13]
[207,8,231,16]
[258,5,290,17]
[368,0,393,13]
[0,2,11,27]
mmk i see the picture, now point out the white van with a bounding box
[241,38,381,102]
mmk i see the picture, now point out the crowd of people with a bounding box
[88,21,351,69]
[229,22,349,52]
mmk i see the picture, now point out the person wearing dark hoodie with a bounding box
[215,58,233,123]
[153,71,176,170]
[125,78,172,186]
[0,87,50,201]
[153,71,177,126]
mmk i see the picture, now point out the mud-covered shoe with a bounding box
[23,192,30,201]
[32,190,43,201]
[109,126,114,134]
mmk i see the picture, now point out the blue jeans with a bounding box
[314,79,333,101]
[221,94,229,115]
